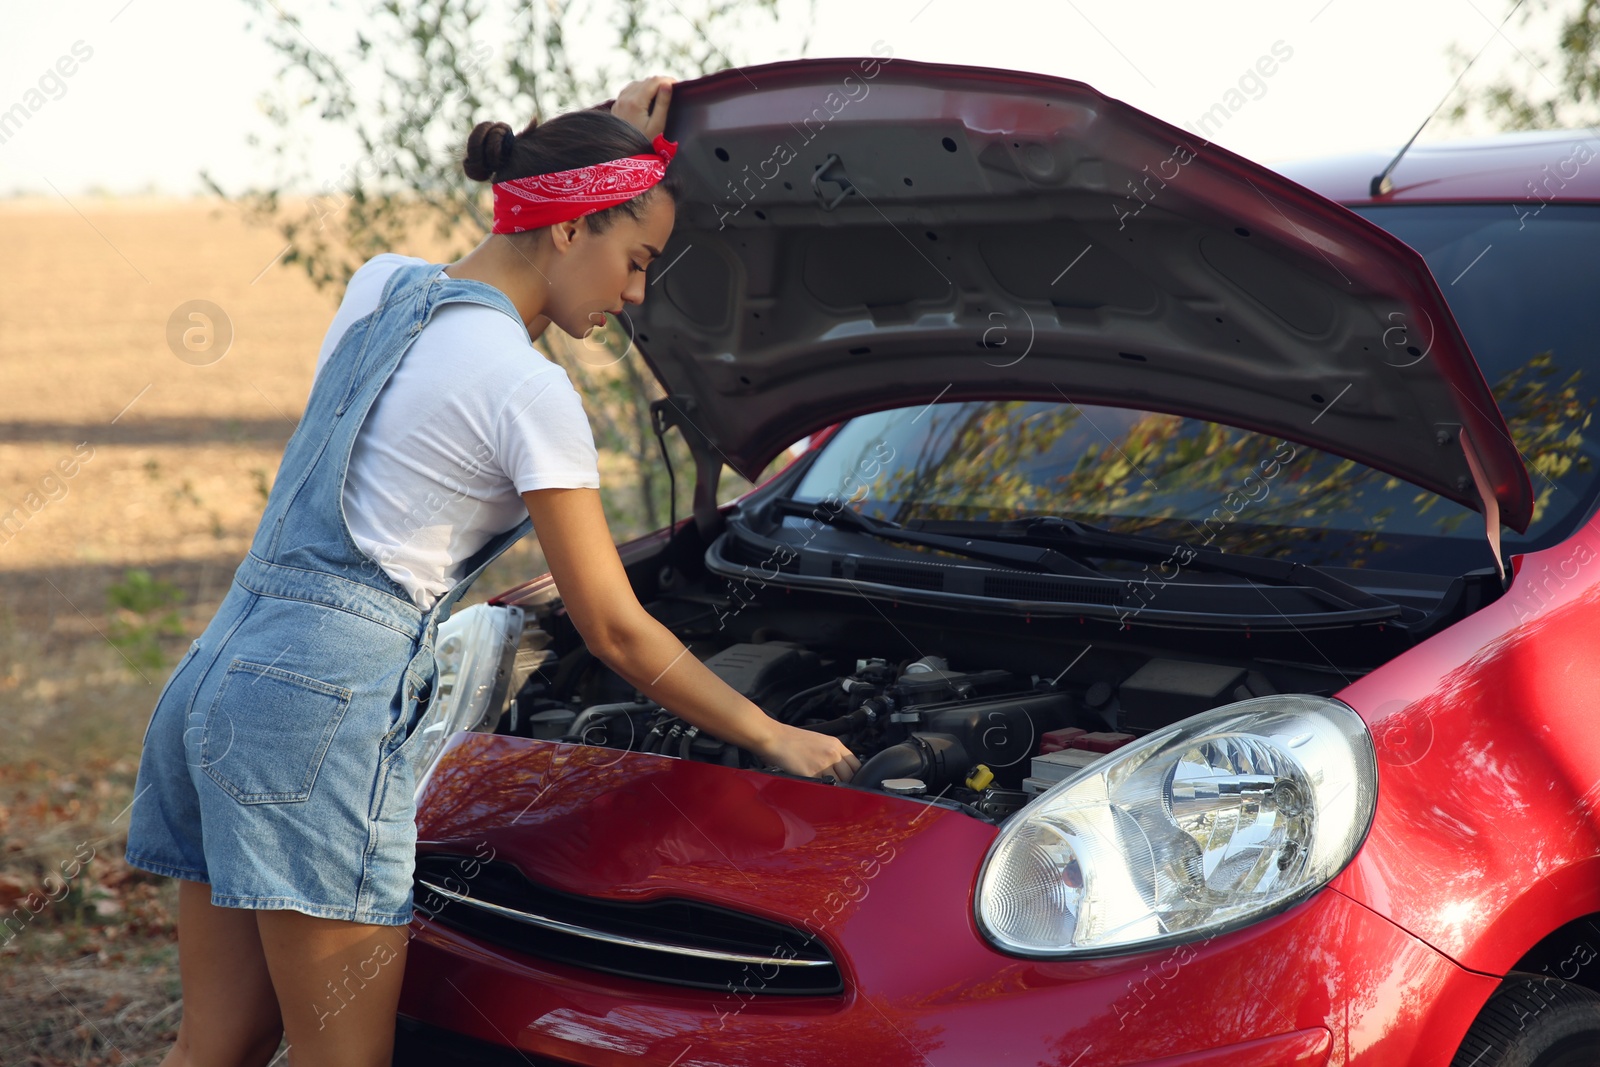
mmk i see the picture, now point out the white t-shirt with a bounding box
[310,253,600,611]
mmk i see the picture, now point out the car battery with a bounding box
[1038,727,1088,753]
[1072,731,1135,753]
[1023,748,1103,794]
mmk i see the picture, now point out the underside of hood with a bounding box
[631,56,1534,532]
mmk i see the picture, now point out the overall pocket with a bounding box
[201,658,353,804]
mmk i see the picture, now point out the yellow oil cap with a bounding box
[966,763,994,791]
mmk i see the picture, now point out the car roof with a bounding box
[1270,126,1600,204]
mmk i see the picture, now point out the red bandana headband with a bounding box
[491,133,678,235]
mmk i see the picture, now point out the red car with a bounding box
[390,57,1600,1065]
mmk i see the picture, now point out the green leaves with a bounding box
[1446,0,1600,132]
[105,569,187,674]
[219,0,816,539]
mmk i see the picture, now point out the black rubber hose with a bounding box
[778,679,843,724]
[642,719,669,754]
[853,740,927,790]
[854,732,971,791]
[800,706,872,736]
[784,691,838,727]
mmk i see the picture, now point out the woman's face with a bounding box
[544,190,676,339]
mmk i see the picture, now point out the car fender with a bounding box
[1330,513,1600,976]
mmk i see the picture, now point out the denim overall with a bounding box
[125,260,535,925]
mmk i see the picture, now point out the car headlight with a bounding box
[975,694,1376,957]
[410,602,524,798]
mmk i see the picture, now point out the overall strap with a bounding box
[246,255,548,645]
[413,266,540,632]
[248,260,444,575]
[328,261,450,419]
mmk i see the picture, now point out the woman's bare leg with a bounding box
[254,907,410,1067]
[160,878,286,1067]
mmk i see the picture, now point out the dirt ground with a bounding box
[0,194,775,1063]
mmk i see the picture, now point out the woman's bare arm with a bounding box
[521,486,861,781]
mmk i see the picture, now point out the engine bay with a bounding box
[493,549,1373,823]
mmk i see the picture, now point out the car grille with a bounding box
[412,854,844,995]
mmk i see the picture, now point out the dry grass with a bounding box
[0,193,779,1062]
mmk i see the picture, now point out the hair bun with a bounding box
[495,125,516,170]
[464,119,521,182]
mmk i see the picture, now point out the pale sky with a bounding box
[0,0,1556,199]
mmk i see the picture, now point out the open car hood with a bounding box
[632,57,1534,532]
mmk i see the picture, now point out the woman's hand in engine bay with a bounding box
[752,721,861,782]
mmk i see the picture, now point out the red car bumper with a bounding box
[397,888,1492,1065]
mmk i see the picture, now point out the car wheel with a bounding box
[1450,974,1600,1067]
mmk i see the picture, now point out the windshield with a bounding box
[788,204,1600,577]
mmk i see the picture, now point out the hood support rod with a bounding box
[650,394,727,540]
[1458,426,1506,583]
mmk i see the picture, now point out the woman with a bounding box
[124,76,860,1067]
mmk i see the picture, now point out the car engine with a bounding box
[503,623,1328,822]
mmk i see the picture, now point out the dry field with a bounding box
[0,194,778,1063]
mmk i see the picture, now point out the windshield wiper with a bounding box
[914,514,1403,616]
[766,497,1104,578]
